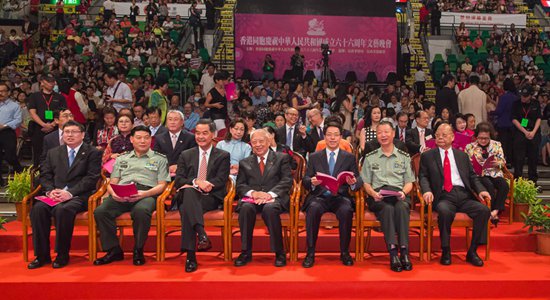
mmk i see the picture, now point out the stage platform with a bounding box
[0,221,549,299]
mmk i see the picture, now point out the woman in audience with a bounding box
[102,114,134,164]
[465,122,509,226]
[358,106,382,152]
[94,107,118,150]
[216,118,252,179]
[453,113,475,137]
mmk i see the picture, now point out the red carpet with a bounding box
[1,221,548,299]
[0,252,549,299]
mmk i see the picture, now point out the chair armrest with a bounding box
[224,178,236,220]
[414,182,425,209]
[88,179,109,212]
[22,185,42,220]
[156,182,175,219]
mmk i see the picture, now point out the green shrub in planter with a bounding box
[6,167,36,203]
[514,177,538,204]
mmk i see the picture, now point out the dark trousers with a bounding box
[403,53,411,76]
[104,10,113,23]
[177,188,219,251]
[368,196,410,249]
[435,187,490,250]
[292,67,304,82]
[30,197,87,260]
[415,81,426,96]
[238,201,284,254]
[497,127,514,164]
[479,176,509,212]
[206,8,216,29]
[418,22,428,37]
[0,128,23,176]
[192,24,204,48]
[55,13,66,30]
[30,123,47,167]
[94,196,156,251]
[512,131,540,183]
[305,195,353,254]
[431,22,441,35]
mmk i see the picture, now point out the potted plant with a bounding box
[522,198,550,255]
[0,217,6,231]
[513,177,538,222]
[6,167,36,221]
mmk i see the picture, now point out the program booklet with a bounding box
[316,171,354,195]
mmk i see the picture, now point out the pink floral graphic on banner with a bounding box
[235,14,397,81]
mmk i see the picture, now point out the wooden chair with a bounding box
[90,181,173,261]
[359,154,426,262]
[294,186,362,262]
[502,165,515,224]
[21,179,108,262]
[157,179,235,262]
[227,180,299,261]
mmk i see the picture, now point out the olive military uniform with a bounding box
[361,146,415,249]
[94,149,170,252]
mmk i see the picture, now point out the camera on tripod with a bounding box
[321,43,332,62]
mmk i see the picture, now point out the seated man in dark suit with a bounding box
[406,110,433,155]
[147,107,168,137]
[395,111,411,144]
[153,110,197,176]
[419,123,491,267]
[302,122,362,268]
[29,120,102,269]
[235,128,293,267]
[174,119,230,273]
[275,107,312,157]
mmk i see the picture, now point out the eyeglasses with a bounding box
[63,130,83,135]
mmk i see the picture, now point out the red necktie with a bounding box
[259,156,265,175]
[399,129,404,142]
[443,150,453,192]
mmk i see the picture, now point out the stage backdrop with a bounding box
[235,14,396,82]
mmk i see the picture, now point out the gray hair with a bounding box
[250,128,270,140]
[167,110,185,121]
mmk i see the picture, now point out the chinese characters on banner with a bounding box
[235,14,397,81]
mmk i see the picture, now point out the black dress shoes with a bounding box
[185,259,198,273]
[93,248,124,265]
[197,235,212,252]
[234,253,252,267]
[390,255,403,272]
[274,254,286,267]
[302,254,315,268]
[440,249,452,266]
[52,255,69,269]
[340,252,354,266]
[466,252,484,267]
[400,254,413,271]
[27,258,51,270]
[133,249,145,266]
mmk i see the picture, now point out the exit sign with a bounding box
[50,0,81,4]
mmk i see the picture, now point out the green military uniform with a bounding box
[361,146,415,250]
[94,149,171,252]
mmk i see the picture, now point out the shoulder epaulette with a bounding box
[365,149,378,157]
[397,148,410,157]
[154,151,167,158]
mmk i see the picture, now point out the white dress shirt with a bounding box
[438,147,465,188]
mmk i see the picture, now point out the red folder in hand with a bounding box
[453,132,474,151]
[316,171,354,195]
[379,189,402,198]
[471,155,495,176]
[103,159,116,174]
[35,196,60,207]
[110,183,139,197]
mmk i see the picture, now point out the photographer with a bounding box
[290,46,305,82]
[103,71,133,113]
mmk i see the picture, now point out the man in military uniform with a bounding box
[94,125,170,266]
[361,121,415,272]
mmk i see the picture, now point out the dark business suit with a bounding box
[307,125,324,153]
[153,130,197,166]
[175,146,230,251]
[31,143,101,260]
[236,150,293,255]
[419,148,490,249]
[275,124,312,157]
[406,127,433,155]
[395,126,410,144]
[302,149,362,254]
[40,129,91,164]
